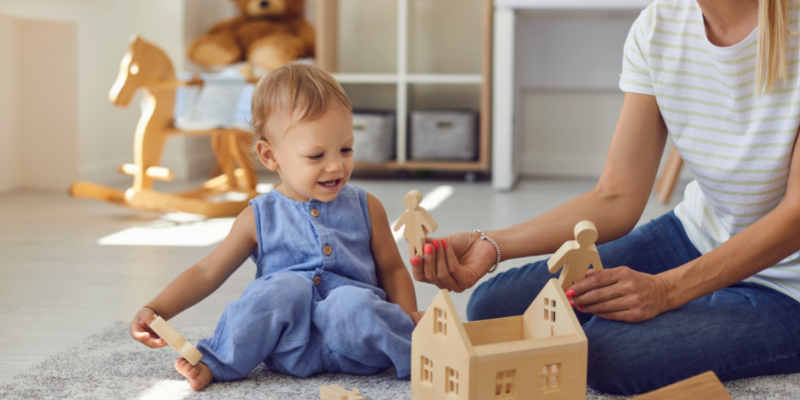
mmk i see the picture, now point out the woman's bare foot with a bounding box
[174,358,213,391]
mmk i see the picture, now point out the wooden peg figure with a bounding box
[547,220,604,292]
[393,190,438,258]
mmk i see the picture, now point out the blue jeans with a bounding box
[467,211,800,395]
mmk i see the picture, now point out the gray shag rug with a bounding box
[0,322,798,399]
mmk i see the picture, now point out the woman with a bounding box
[414,0,800,395]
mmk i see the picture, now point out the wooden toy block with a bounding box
[412,278,587,400]
[320,384,364,400]
[547,220,604,292]
[394,189,439,259]
[632,371,732,400]
[149,316,203,366]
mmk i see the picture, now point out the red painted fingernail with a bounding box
[410,257,420,265]
[578,306,584,312]
[424,244,433,255]
[432,240,440,250]
[442,239,448,249]
[565,289,575,297]
[569,299,575,307]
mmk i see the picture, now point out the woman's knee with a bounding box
[583,319,661,395]
[584,323,632,393]
[466,282,499,321]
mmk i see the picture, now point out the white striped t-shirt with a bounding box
[620,0,800,301]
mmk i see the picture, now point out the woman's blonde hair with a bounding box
[757,0,796,95]
[249,63,351,141]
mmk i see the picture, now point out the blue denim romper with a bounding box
[196,185,415,381]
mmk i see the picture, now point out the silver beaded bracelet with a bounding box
[474,230,500,273]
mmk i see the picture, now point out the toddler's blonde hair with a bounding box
[249,63,351,142]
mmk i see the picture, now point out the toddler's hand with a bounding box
[130,307,167,348]
[409,311,425,326]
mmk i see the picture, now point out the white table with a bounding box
[491,0,653,191]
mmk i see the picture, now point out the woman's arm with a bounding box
[572,133,800,322]
[416,92,669,291]
[367,194,421,323]
[489,92,668,259]
[130,206,258,346]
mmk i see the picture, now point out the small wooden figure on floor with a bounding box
[394,189,438,258]
[547,221,604,292]
[320,384,365,400]
[149,316,203,366]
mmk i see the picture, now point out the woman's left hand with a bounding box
[567,267,674,323]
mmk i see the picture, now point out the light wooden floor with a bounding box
[0,176,684,383]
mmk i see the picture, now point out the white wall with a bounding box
[0,0,233,193]
[18,20,80,190]
[516,12,693,182]
[0,17,80,192]
[517,12,632,178]
[0,16,19,192]
[521,90,623,178]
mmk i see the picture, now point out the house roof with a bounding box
[420,289,475,354]
[525,278,587,342]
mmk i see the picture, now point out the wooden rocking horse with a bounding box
[69,35,259,218]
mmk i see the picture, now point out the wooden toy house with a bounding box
[411,278,587,400]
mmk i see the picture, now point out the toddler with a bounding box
[130,63,421,391]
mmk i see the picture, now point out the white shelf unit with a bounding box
[316,0,493,172]
[490,0,652,190]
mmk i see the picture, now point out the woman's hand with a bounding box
[567,267,674,323]
[130,307,167,348]
[410,232,497,292]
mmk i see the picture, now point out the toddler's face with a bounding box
[259,106,354,203]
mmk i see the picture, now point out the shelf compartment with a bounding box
[317,0,492,173]
[408,0,483,75]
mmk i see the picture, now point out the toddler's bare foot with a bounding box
[175,358,212,391]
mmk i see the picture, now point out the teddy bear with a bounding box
[188,0,315,71]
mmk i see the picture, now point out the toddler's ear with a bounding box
[256,139,279,171]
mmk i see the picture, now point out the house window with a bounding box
[495,370,516,398]
[445,367,459,395]
[542,363,561,392]
[420,356,434,386]
[434,307,447,336]
[543,298,557,323]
